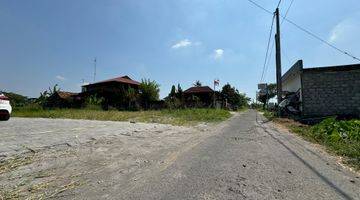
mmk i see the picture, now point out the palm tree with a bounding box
[193,80,202,87]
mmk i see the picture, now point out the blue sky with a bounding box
[1,0,359,99]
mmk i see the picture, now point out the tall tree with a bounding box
[257,83,276,109]
[169,85,176,98]
[139,79,160,109]
[221,83,249,109]
[177,83,183,99]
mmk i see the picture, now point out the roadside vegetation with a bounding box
[263,111,360,170]
[13,106,232,126]
[5,80,251,125]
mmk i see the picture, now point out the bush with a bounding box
[84,95,104,110]
[12,103,43,112]
[307,118,360,168]
[311,118,360,142]
[268,115,360,169]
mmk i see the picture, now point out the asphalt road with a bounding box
[121,110,360,200]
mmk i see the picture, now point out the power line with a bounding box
[257,0,282,83]
[282,0,294,24]
[260,14,275,82]
[262,0,293,82]
[282,17,360,62]
[246,0,360,62]
[263,45,274,81]
[246,0,272,14]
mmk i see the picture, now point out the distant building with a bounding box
[82,76,140,93]
[81,75,140,109]
[282,60,360,118]
[46,91,82,108]
[183,86,215,107]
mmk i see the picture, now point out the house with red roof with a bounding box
[183,86,215,107]
[81,75,141,109]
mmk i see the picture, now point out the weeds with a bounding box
[308,118,360,169]
[13,108,232,126]
[263,112,360,170]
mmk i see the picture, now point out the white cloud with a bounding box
[56,75,66,81]
[171,39,192,49]
[328,15,360,44]
[213,49,224,60]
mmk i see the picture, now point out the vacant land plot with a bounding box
[12,108,232,126]
[0,117,227,199]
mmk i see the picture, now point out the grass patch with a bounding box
[263,112,360,170]
[12,108,232,126]
[262,110,276,121]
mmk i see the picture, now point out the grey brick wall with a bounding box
[301,68,360,117]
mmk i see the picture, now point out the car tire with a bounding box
[0,112,10,121]
[3,114,10,121]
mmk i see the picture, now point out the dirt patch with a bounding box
[0,117,228,199]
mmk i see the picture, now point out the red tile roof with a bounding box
[87,76,140,86]
[184,86,214,94]
[56,91,79,99]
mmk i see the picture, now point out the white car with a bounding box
[0,93,12,121]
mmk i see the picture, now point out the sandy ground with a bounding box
[0,117,224,199]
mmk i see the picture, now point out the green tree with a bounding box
[139,79,160,109]
[169,85,176,98]
[124,87,138,110]
[165,84,185,109]
[257,83,276,109]
[221,83,250,109]
[177,84,183,99]
[37,84,60,107]
[238,93,251,108]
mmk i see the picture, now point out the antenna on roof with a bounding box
[93,57,97,82]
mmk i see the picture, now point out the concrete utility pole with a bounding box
[275,8,283,115]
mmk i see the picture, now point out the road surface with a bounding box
[1,110,359,199]
[121,110,360,200]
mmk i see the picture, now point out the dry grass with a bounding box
[0,153,35,175]
[13,108,232,126]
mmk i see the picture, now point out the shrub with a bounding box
[84,95,104,110]
[311,118,360,143]
[309,118,360,168]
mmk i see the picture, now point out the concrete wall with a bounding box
[301,66,360,117]
[282,60,303,94]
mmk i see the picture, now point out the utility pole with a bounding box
[93,57,97,82]
[275,8,282,116]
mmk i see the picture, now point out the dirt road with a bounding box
[1,111,359,199]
